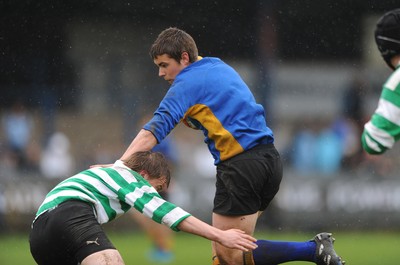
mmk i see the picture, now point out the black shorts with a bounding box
[213,144,283,216]
[29,200,115,265]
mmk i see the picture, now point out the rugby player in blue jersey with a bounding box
[99,27,344,265]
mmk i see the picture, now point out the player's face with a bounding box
[154,53,190,85]
[140,170,168,192]
[147,176,168,193]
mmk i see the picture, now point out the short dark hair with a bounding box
[123,151,171,187]
[149,27,198,63]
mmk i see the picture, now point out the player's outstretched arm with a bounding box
[177,216,258,251]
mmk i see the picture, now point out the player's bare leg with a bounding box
[81,249,125,265]
[212,211,345,265]
[212,212,259,265]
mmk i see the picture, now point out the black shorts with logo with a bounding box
[29,200,115,265]
[213,144,283,216]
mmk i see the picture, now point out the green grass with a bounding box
[1,230,399,264]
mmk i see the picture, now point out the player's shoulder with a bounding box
[384,67,400,91]
[190,56,224,67]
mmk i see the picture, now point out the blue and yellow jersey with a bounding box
[144,57,274,164]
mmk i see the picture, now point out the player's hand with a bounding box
[218,229,258,251]
[90,164,113,168]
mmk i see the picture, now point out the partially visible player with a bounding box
[129,133,178,263]
[29,151,257,265]
[362,8,400,154]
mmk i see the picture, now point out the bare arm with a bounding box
[177,216,257,251]
[120,129,158,160]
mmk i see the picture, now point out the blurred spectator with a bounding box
[341,74,365,127]
[290,122,317,174]
[129,115,179,263]
[331,117,362,171]
[290,74,369,175]
[337,74,367,170]
[39,132,75,179]
[290,119,342,176]
[315,126,343,174]
[1,99,35,171]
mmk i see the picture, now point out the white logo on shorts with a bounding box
[86,237,100,246]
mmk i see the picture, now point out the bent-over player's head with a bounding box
[375,8,400,70]
[150,27,198,63]
[123,151,171,192]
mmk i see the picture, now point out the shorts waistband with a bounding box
[32,200,91,228]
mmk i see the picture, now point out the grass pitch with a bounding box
[1,230,399,264]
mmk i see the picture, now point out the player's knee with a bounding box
[214,251,241,265]
[212,255,221,265]
[214,251,255,265]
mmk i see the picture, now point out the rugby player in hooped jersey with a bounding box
[94,27,345,265]
[362,8,400,154]
[29,151,257,265]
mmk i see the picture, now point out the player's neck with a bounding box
[391,55,400,69]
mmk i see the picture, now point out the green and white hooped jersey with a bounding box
[35,160,191,231]
[362,65,400,154]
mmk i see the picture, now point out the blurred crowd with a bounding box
[278,73,399,179]
[2,3,399,184]
[0,72,398,183]
[0,99,74,180]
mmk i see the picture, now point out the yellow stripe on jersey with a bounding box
[184,104,244,161]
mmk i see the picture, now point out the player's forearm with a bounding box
[120,129,157,160]
[177,216,222,242]
[177,216,257,251]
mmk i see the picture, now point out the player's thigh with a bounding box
[81,249,124,265]
[212,212,259,234]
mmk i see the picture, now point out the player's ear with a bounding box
[139,170,150,180]
[180,52,190,65]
